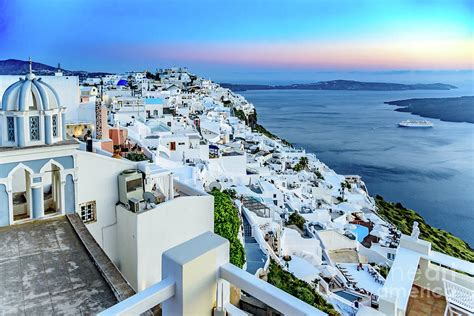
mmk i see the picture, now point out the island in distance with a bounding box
[386,96,474,124]
[220,79,457,91]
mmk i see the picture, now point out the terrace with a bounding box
[379,228,474,316]
[241,196,271,218]
[0,215,135,314]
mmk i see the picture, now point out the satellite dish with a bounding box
[143,192,156,208]
[208,182,221,191]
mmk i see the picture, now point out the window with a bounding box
[80,201,96,223]
[52,114,58,137]
[29,116,40,141]
[178,142,185,146]
[387,253,395,260]
[170,142,176,151]
[126,178,142,192]
[153,110,159,116]
[7,117,15,142]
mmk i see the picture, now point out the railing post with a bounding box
[162,231,230,316]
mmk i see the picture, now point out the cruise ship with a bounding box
[398,120,433,128]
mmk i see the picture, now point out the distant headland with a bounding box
[220,80,458,92]
[385,96,474,124]
[0,59,111,79]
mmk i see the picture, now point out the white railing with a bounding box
[98,277,175,316]
[98,231,327,316]
[220,263,326,316]
[443,279,474,314]
[174,179,208,196]
[379,234,474,316]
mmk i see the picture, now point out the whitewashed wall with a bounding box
[116,194,214,291]
[76,151,136,264]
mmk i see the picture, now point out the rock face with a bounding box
[220,80,458,92]
[385,96,474,124]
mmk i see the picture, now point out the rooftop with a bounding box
[0,216,118,314]
[0,138,79,153]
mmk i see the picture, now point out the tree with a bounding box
[339,181,351,200]
[287,212,306,230]
[299,156,309,170]
[293,156,309,172]
[127,75,138,96]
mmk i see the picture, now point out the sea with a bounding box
[239,85,474,245]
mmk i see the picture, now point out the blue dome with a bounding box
[1,74,61,112]
[116,79,128,86]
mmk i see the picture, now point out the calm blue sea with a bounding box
[240,87,474,245]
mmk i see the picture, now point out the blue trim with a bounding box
[16,116,25,147]
[31,186,43,219]
[32,80,48,110]
[19,80,32,111]
[45,115,52,144]
[1,80,23,111]
[0,184,9,226]
[0,156,75,178]
[39,79,61,108]
[65,174,75,214]
[61,112,67,140]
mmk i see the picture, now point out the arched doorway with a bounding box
[42,162,62,215]
[11,167,32,221]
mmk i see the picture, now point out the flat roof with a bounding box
[0,216,118,314]
[0,138,79,152]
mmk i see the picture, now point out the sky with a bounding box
[0,0,473,82]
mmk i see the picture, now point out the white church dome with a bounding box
[1,74,60,112]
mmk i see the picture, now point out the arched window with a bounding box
[52,114,58,137]
[29,116,40,141]
[7,117,15,142]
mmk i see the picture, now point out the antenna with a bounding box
[28,57,32,74]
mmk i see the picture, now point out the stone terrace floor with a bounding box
[0,216,117,315]
[407,285,447,315]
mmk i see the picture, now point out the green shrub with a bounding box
[378,265,390,278]
[222,188,237,199]
[211,189,246,268]
[287,212,306,230]
[234,109,247,122]
[125,152,150,162]
[375,195,474,262]
[267,260,339,315]
[314,170,325,180]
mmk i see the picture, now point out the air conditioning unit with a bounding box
[118,169,144,205]
[128,198,141,213]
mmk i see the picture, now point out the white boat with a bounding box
[398,120,433,128]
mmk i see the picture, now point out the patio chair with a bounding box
[443,279,474,316]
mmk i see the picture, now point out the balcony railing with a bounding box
[379,233,474,316]
[98,231,326,316]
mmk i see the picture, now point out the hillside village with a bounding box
[0,64,472,315]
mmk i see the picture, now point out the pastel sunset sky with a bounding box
[0,0,472,81]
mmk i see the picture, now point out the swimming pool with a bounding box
[351,224,369,242]
[334,290,362,302]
